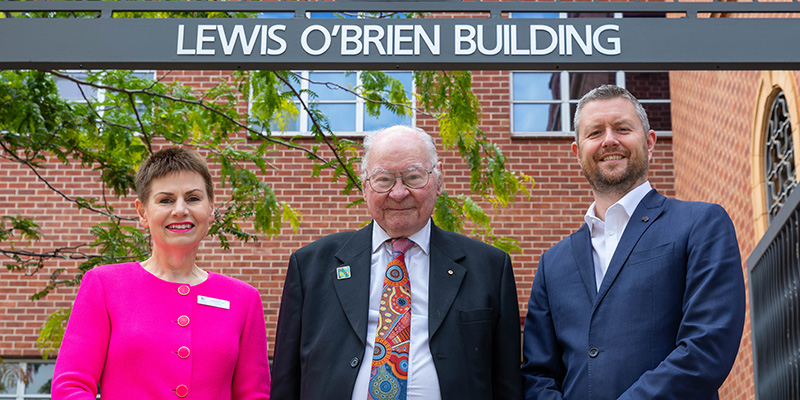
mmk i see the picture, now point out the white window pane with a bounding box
[25,363,54,395]
[309,72,356,101]
[312,104,356,131]
[514,104,560,132]
[513,73,559,101]
[54,73,97,102]
[270,111,300,132]
[364,107,412,132]
[384,72,413,91]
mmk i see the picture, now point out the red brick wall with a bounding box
[670,70,776,400]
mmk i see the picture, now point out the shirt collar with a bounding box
[584,181,653,228]
[371,219,431,255]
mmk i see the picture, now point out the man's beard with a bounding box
[581,146,649,196]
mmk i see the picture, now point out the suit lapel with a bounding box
[428,225,466,339]
[570,224,597,303]
[332,223,373,345]
[594,189,666,311]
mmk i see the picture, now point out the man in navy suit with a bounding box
[521,85,745,400]
[272,125,523,400]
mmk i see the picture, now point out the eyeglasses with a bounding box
[366,168,434,193]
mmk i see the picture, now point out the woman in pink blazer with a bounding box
[53,147,271,400]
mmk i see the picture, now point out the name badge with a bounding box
[198,295,230,310]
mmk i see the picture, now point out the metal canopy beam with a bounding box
[2,0,800,71]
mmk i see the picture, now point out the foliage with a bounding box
[0,10,534,356]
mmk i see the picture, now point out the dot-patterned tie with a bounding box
[368,238,414,400]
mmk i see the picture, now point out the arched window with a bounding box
[764,91,796,221]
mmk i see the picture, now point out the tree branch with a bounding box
[0,141,136,222]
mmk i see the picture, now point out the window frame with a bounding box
[509,12,672,138]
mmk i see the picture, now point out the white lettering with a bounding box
[196,25,216,55]
[530,25,557,55]
[414,25,440,55]
[364,25,386,55]
[176,25,195,55]
[394,25,414,55]
[218,25,261,56]
[594,24,621,55]
[565,25,592,56]
[340,25,363,55]
[455,25,476,55]
[268,25,287,55]
[301,25,332,56]
[477,25,502,56]
[510,25,528,55]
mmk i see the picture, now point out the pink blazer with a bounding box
[53,262,271,399]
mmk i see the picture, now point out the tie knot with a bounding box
[391,238,414,254]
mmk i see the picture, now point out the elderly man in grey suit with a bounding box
[271,125,523,400]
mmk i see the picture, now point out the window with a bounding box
[0,361,54,399]
[53,70,157,116]
[764,91,796,221]
[510,13,671,137]
[264,70,414,136]
[254,12,414,136]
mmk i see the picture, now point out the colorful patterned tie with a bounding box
[368,238,414,400]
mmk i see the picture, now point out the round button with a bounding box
[175,384,189,398]
[350,356,359,368]
[177,315,190,327]
[588,348,599,358]
[177,285,190,296]
[177,346,191,359]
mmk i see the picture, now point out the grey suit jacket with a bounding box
[271,222,523,400]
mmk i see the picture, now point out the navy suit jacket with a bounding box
[521,189,745,400]
[271,222,523,400]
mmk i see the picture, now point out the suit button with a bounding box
[177,315,190,327]
[350,357,360,368]
[177,346,191,359]
[588,348,599,358]
[177,285,190,296]
[175,384,189,398]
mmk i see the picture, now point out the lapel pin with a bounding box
[337,265,352,280]
[642,216,650,222]
[447,269,454,275]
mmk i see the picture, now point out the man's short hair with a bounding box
[573,84,651,142]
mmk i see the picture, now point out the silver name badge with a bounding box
[197,295,230,310]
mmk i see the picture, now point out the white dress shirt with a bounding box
[584,181,653,292]
[351,219,442,400]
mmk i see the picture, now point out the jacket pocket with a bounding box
[460,308,493,323]
[627,242,674,266]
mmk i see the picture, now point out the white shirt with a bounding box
[351,219,442,400]
[584,181,653,292]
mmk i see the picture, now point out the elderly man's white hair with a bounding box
[361,125,441,183]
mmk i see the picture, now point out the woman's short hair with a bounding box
[135,147,214,203]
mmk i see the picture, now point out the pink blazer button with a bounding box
[177,315,190,327]
[177,346,191,359]
[177,285,190,296]
[175,384,189,398]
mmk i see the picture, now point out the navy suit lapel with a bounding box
[594,189,666,310]
[332,223,373,345]
[428,224,466,339]
[570,224,597,303]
